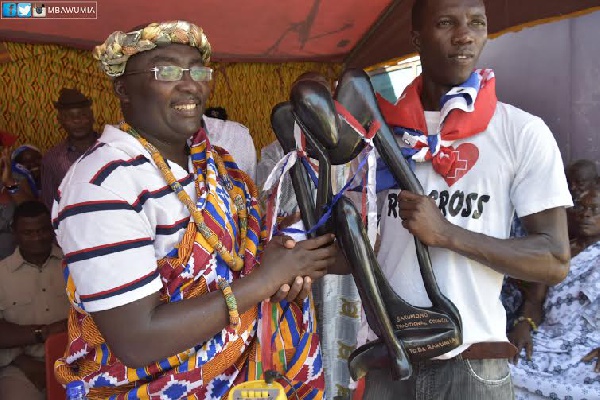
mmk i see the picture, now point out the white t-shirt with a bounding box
[375,102,573,358]
[203,116,257,181]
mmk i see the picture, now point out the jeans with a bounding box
[363,358,514,400]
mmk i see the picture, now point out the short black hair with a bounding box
[294,71,326,84]
[12,201,50,227]
[205,107,228,120]
[411,0,486,30]
[567,159,598,177]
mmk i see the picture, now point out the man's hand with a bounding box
[398,190,452,247]
[582,347,600,372]
[268,212,318,302]
[508,322,533,364]
[268,275,313,303]
[265,229,312,303]
[259,233,336,298]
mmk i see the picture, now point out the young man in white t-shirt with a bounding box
[362,0,572,398]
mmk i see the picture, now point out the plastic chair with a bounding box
[45,331,68,400]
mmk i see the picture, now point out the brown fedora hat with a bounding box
[54,88,92,109]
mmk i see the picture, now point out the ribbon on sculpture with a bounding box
[335,102,380,247]
[262,123,318,240]
[263,103,381,246]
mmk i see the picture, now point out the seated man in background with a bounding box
[0,201,69,399]
[566,159,598,239]
[41,88,98,211]
[566,159,598,200]
[204,106,257,180]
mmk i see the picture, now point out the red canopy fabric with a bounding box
[0,0,598,67]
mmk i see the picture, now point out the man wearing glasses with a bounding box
[52,21,337,398]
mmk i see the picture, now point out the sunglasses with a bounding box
[124,65,213,82]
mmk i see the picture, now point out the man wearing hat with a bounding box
[52,21,337,399]
[40,88,98,210]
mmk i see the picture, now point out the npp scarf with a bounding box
[377,69,497,179]
[55,129,324,399]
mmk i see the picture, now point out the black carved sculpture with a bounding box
[269,69,463,381]
[270,102,319,237]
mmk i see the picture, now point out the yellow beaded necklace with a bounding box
[121,122,248,271]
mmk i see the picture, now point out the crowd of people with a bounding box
[0,0,598,399]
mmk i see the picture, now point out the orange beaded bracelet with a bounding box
[218,278,240,332]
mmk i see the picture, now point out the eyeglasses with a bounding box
[123,65,213,82]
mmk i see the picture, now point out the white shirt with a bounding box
[204,116,257,181]
[375,102,573,358]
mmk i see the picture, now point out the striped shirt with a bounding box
[52,125,196,312]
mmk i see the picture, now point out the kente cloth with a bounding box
[54,129,325,399]
[376,69,497,186]
[257,142,363,397]
[511,241,600,400]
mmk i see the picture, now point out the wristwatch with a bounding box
[34,327,45,343]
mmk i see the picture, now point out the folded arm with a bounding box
[0,319,67,348]
[0,319,40,348]
[399,190,570,285]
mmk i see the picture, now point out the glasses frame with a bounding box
[122,65,213,82]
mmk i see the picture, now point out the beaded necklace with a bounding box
[120,122,248,271]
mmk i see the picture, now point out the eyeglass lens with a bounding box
[155,66,212,82]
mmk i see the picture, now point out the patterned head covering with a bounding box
[11,144,41,163]
[11,144,42,197]
[93,21,211,78]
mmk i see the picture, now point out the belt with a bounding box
[459,342,518,360]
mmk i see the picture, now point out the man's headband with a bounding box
[93,21,211,78]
